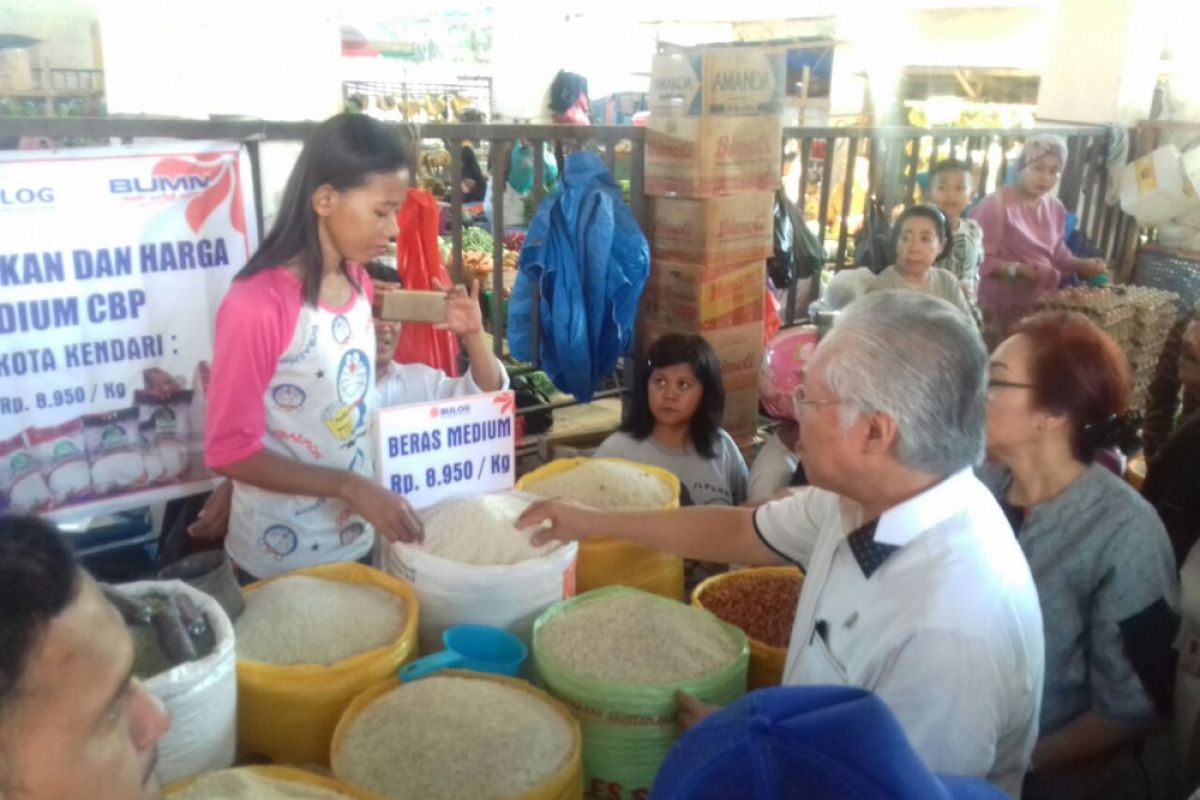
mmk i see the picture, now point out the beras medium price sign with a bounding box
[376,390,516,509]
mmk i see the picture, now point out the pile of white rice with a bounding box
[234,575,406,666]
[421,494,557,566]
[525,459,672,510]
[173,769,351,799]
[538,592,740,683]
[335,676,573,800]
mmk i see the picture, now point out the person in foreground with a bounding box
[521,292,1045,798]
[0,515,170,800]
[981,312,1180,800]
[651,685,1006,800]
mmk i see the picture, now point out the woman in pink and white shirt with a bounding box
[205,114,424,580]
[969,135,1108,344]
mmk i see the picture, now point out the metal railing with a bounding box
[0,116,1139,408]
[776,123,1137,322]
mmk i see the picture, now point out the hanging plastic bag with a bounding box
[235,563,419,767]
[508,142,560,196]
[120,580,237,785]
[853,197,894,274]
[768,190,824,291]
[532,587,748,798]
[394,188,461,375]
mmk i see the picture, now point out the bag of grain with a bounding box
[331,672,582,800]
[119,580,236,784]
[533,587,748,798]
[692,566,803,689]
[165,765,384,799]
[383,490,579,653]
[517,458,685,601]
[235,563,419,767]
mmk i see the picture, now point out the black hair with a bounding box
[893,203,950,260]
[238,113,412,307]
[0,515,80,716]
[930,159,974,181]
[624,334,725,459]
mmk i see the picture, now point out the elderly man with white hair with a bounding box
[518,292,1045,799]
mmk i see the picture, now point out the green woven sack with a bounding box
[532,587,748,800]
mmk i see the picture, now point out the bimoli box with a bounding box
[650,44,786,117]
[641,260,765,332]
[651,193,774,266]
[640,318,764,387]
[723,385,762,444]
[645,114,783,198]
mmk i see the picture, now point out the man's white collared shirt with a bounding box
[753,468,1045,799]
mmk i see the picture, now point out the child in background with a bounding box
[930,159,984,307]
[204,114,428,581]
[595,334,747,588]
[596,334,748,508]
[373,278,508,407]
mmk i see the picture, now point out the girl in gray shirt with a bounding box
[595,334,748,589]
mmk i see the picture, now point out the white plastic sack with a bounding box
[383,491,578,654]
[1120,145,1200,226]
[120,579,236,784]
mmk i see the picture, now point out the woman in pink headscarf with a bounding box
[969,135,1108,343]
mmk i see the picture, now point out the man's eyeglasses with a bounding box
[791,384,844,412]
[987,380,1036,391]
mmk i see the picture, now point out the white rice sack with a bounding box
[234,576,406,666]
[0,431,51,513]
[336,676,572,800]
[26,419,91,504]
[420,493,556,566]
[173,769,351,799]
[525,459,672,510]
[539,592,740,684]
[83,408,147,495]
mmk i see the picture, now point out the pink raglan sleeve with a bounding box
[968,192,1007,281]
[204,274,298,469]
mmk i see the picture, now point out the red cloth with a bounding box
[394,189,460,375]
[763,286,781,345]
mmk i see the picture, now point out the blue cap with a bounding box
[651,686,1008,800]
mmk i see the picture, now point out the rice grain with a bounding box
[422,494,557,566]
[525,460,672,510]
[336,676,572,800]
[173,769,351,799]
[234,576,406,666]
[538,592,740,683]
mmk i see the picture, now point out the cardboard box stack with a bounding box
[641,43,785,445]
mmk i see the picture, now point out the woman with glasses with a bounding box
[969,135,1109,343]
[981,311,1179,800]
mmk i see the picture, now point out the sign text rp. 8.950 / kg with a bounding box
[375,391,517,510]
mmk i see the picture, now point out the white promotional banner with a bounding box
[0,140,257,520]
[376,390,517,510]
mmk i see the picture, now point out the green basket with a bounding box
[532,587,749,799]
